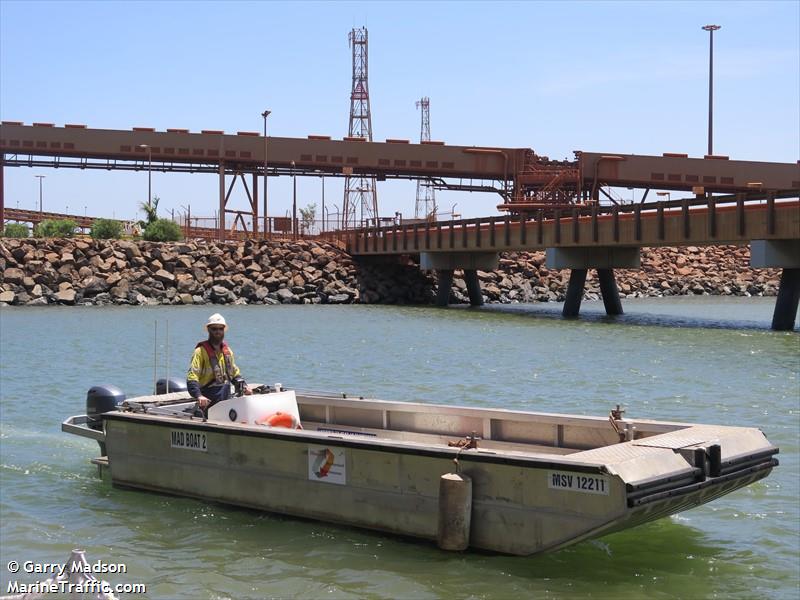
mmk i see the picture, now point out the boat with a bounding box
[62,381,778,556]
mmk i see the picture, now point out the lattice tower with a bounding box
[342,27,378,229]
[414,97,436,219]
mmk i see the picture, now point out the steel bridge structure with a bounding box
[1,121,798,329]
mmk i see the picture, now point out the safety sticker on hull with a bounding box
[548,471,609,495]
[308,445,346,485]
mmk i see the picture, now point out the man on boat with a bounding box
[187,313,251,415]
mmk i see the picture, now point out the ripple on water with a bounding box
[1,299,798,599]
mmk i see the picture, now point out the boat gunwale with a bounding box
[123,388,708,433]
[102,410,609,474]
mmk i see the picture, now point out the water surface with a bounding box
[1,297,798,599]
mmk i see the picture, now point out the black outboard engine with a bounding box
[86,385,125,456]
[156,378,188,395]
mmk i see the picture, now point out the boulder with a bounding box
[80,276,109,296]
[55,289,77,304]
[210,285,233,304]
[275,288,295,304]
[117,240,142,259]
[327,293,350,304]
[154,269,175,285]
[3,267,25,284]
[0,290,15,304]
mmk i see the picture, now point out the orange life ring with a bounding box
[256,411,302,429]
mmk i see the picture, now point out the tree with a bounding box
[33,219,77,237]
[143,218,182,242]
[2,223,29,238]
[90,218,124,240]
[138,195,160,229]
[299,203,317,234]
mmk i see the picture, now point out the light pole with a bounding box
[262,110,271,237]
[35,175,45,213]
[702,24,721,156]
[291,160,297,239]
[138,144,152,208]
[321,174,325,233]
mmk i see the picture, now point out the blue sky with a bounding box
[1,0,798,223]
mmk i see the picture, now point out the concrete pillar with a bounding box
[436,269,454,307]
[750,240,800,331]
[420,252,498,272]
[597,268,623,315]
[563,269,587,317]
[547,247,640,318]
[463,269,484,306]
[772,269,800,331]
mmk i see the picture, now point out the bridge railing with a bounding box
[344,192,799,254]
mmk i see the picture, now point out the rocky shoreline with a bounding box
[0,238,781,307]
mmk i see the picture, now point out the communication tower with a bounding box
[343,27,378,229]
[414,97,436,219]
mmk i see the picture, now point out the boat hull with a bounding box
[101,412,773,556]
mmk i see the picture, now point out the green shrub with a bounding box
[143,218,182,242]
[34,219,77,238]
[2,223,29,238]
[90,218,124,240]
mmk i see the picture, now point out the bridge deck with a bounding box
[347,199,800,255]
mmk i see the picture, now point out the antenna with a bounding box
[415,97,436,219]
[153,321,158,394]
[343,26,379,229]
[165,320,170,393]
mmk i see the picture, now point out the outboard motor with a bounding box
[156,378,188,395]
[86,385,125,456]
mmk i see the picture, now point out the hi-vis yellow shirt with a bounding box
[187,341,241,389]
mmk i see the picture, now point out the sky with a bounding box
[1,0,798,224]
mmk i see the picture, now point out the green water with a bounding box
[1,297,798,599]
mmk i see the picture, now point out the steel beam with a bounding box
[436,269,454,307]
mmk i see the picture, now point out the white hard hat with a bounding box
[205,313,227,330]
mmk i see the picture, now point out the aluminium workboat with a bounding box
[62,384,778,556]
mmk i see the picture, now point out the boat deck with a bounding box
[115,389,778,489]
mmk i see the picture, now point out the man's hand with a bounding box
[244,385,253,396]
[197,396,210,408]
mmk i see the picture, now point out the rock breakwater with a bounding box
[0,238,781,307]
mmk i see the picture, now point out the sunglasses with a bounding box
[208,326,225,332]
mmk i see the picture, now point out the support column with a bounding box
[597,268,623,315]
[547,247,640,318]
[252,172,259,237]
[750,240,800,331]
[772,269,800,331]
[562,269,587,317]
[0,153,4,230]
[218,162,225,241]
[436,269,454,307]
[463,269,484,306]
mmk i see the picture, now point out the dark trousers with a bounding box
[195,383,232,418]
